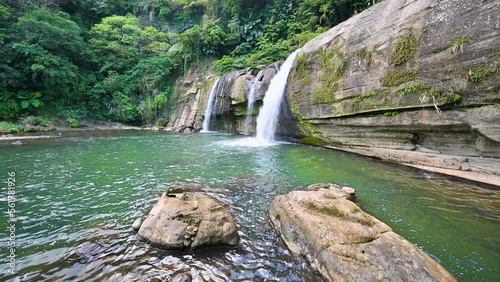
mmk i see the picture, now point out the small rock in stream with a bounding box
[132,217,143,231]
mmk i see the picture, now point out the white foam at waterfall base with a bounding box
[201,78,220,132]
[252,49,300,146]
[220,137,291,148]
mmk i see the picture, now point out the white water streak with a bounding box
[254,50,300,145]
[243,70,264,134]
[201,78,220,132]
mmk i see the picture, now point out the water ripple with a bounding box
[0,132,498,281]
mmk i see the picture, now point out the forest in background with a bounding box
[0,0,377,131]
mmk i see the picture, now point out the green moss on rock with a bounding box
[390,30,419,65]
[299,136,326,147]
[466,65,498,83]
[396,82,428,96]
[487,51,500,58]
[311,47,348,104]
[380,70,419,87]
[449,35,470,55]
[295,54,312,87]
[395,83,461,106]
[304,201,374,227]
[355,48,372,66]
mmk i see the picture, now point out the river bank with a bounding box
[0,117,143,135]
[326,145,500,187]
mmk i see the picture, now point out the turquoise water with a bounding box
[0,131,498,281]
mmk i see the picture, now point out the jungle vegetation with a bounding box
[0,0,379,127]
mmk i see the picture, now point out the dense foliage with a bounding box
[0,0,377,126]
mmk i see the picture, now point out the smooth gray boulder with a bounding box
[137,183,239,250]
[131,217,143,231]
[269,185,457,282]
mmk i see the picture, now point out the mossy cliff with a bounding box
[286,0,500,178]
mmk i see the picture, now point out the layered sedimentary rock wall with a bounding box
[165,66,214,133]
[287,0,500,177]
[167,0,499,180]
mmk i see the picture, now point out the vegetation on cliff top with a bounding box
[0,0,378,129]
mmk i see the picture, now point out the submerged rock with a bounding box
[138,183,239,250]
[11,140,22,145]
[269,186,457,282]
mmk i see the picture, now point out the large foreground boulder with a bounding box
[269,184,457,282]
[137,183,239,250]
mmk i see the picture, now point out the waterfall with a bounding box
[243,70,264,134]
[255,50,300,145]
[201,78,220,132]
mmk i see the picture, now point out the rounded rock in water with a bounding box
[132,217,143,231]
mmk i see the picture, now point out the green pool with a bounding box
[0,131,498,281]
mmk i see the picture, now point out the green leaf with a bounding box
[30,99,41,107]
[20,100,30,109]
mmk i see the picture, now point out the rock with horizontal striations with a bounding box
[269,187,457,282]
[138,183,239,250]
[286,0,500,177]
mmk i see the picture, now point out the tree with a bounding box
[0,7,91,119]
[89,14,176,123]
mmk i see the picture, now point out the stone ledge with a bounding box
[327,145,500,186]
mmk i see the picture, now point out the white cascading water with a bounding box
[242,70,264,134]
[255,50,300,145]
[201,78,220,132]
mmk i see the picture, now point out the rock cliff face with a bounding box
[165,66,215,133]
[166,65,279,133]
[166,61,301,136]
[287,0,499,177]
[167,0,499,180]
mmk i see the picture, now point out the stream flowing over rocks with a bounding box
[269,184,458,282]
[136,183,240,250]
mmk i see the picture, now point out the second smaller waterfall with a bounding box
[201,78,220,132]
[242,70,264,134]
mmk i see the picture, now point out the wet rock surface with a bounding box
[137,183,239,250]
[269,184,457,282]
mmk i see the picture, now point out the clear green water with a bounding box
[0,131,499,281]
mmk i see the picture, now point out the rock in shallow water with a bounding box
[269,186,457,282]
[131,217,143,231]
[138,183,239,250]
